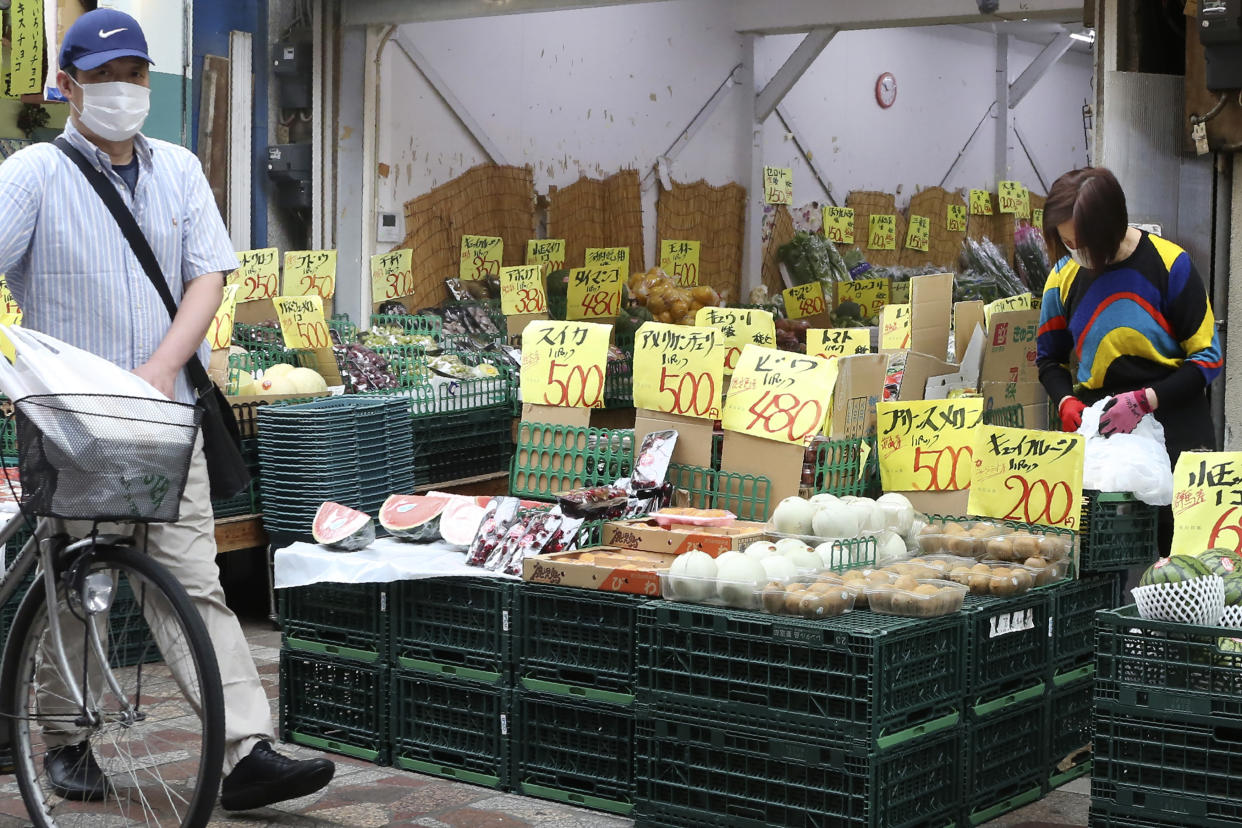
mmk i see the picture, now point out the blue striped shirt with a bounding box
[0,118,238,404]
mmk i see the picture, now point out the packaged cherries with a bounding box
[466,497,522,567]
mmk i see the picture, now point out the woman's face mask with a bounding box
[68,76,150,142]
[1068,246,1093,270]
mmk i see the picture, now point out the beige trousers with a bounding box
[39,434,272,772]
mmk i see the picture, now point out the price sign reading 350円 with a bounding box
[1171,452,1242,557]
[722,346,838,446]
[520,320,611,408]
[876,399,983,492]
[633,323,723,420]
[968,425,1084,530]
[460,235,503,281]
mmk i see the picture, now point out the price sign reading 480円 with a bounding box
[876,399,984,492]
[632,323,723,420]
[968,426,1084,530]
[1171,452,1242,557]
[520,320,612,408]
[722,345,838,446]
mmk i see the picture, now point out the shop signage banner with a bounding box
[969,189,993,215]
[585,247,630,283]
[520,320,611,408]
[782,282,827,320]
[695,307,776,374]
[868,214,897,250]
[207,284,240,350]
[526,239,565,271]
[876,398,984,491]
[879,303,910,350]
[823,206,854,245]
[1172,452,1242,557]
[460,235,503,281]
[567,267,623,321]
[968,425,1084,530]
[632,322,723,420]
[947,204,967,232]
[722,345,838,446]
[905,215,930,252]
[835,277,890,319]
[763,167,793,204]
[274,294,331,350]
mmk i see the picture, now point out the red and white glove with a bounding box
[1099,389,1153,436]
[1058,396,1086,433]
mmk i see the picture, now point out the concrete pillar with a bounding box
[1225,157,1241,449]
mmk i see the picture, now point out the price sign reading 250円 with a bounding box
[230,248,279,303]
[968,425,1084,530]
[520,320,612,408]
[876,399,983,492]
[632,323,724,420]
[1171,452,1242,557]
[722,345,839,446]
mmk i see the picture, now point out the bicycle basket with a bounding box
[13,394,201,523]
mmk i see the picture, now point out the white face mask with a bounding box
[1069,247,1093,270]
[68,78,150,142]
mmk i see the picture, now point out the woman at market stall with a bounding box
[1035,166,1222,557]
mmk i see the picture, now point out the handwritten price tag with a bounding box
[1016,186,1031,219]
[274,294,332,350]
[808,328,870,359]
[782,282,827,320]
[633,323,723,420]
[1032,208,1044,228]
[460,235,503,281]
[0,275,21,323]
[876,399,984,492]
[879,303,911,350]
[823,206,855,245]
[660,240,700,287]
[207,284,240,350]
[998,181,1026,215]
[868,214,897,251]
[695,307,776,375]
[763,167,793,204]
[905,215,930,252]
[835,277,890,318]
[1172,452,1242,557]
[567,267,623,321]
[230,248,279,303]
[520,320,612,408]
[526,239,566,271]
[500,265,547,315]
[584,247,630,283]
[722,346,838,446]
[10,0,43,95]
[969,425,1084,530]
[984,293,1034,328]
[969,189,993,216]
[283,250,337,300]
[947,204,967,233]
[370,249,414,304]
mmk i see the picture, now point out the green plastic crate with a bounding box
[1079,490,1158,571]
[390,671,509,789]
[636,603,964,750]
[390,578,511,685]
[510,423,634,500]
[666,463,772,522]
[634,713,961,828]
[279,649,389,765]
[368,313,441,338]
[1088,805,1197,828]
[806,437,881,499]
[1046,664,1095,790]
[329,313,358,344]
[512,691,634,814]
[962,590,1052,698]
[604,357,633,409]
[225,347,318,394]
[278,582,389,663]
[981,404,1025,428]
[1051,573,1122,670]
[963,679,1047,826]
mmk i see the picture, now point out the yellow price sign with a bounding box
[905,215,930,252]
[567,267,623,321]
[633,323,724,420]
[782,282,827,320]
[947,204,967,233]
[10,0,43,96]
[520,320,612,408]
[835,277,890,319]
[968,425,1084,530]
[659,240,700,287]
[526,239,566,271]
[807,328,870,359]
[207,284,240,351]
[274,294,332,350]
[584,247,630,283]
[823,206,855,246]
[230,248,280,303]
[1171,452,1242,558]
[868,214,897,251]
[879,303,910,350]
[998,181,1027,215]
[969,189,993,216]
[984,293,1034,328]
[722,346,838,446]
[370,249,414,304]
[0,275,21,323]
[461,235,503,281]
[695,307,776,375]
[763,167,793,204]
[499,265,547,316]
[876,399,984,492]
[283,250,337,300]
[1032,208,1044,228]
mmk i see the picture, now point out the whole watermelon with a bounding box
[1216,637,1242,668]
[1139,555,1213,587]
[1196,547,1242,578]
[1225,574,1242,607]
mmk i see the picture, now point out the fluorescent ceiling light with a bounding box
[1070,30,1095,43]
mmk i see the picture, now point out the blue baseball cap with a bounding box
[58,9,153,72]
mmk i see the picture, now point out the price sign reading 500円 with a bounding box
[1171,452,1242,557]
[274,294,332,350]
[722,346,838,446]
[876,399,984,492]
[370,249,414,304]
[632,323,723,420]
[567,267,623,320]
[659,240,700,287]
[230,248,279,303]
[968,425,1084,530]
[520,320,612,408]
[695,307,776,374]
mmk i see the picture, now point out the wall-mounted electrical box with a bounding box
[377,212,403,243]
[1199,0,1242,90]
[266,143,311,211]
[272,39,312,109]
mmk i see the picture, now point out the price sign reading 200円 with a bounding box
[876,399,983,492]
[520,320,612,409]
[968,425,1084,530]
[632,323,724,420]
[721,345,839,446]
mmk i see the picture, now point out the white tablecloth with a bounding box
[273,536,518,589]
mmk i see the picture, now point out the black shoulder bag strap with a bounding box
[55,136,251,500]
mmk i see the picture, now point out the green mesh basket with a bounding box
[510,423,634,500]
[226,348,319,395]
[329,313,359,344]
[666,463,772,522]
[805,436,880,498]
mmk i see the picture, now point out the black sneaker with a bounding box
[45,742,109,802]
[220,740,334,812]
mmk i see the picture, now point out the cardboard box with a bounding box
[897,352,958,401]
[633,409,714,469]
[983,381,1049,431]
[507,312,547,339]
[954,301,986,364]
[901,489,970,519]
[909,273,954,361]
[521,547,674,596]
[981,309,1039,386]
[719,431,802,515]
[602,518,768,557]
[828,353,889,438]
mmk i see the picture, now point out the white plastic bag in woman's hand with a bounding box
[1080,398,1173,506]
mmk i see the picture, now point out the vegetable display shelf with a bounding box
[408,402,514,487]
[279,648,390,765]
[1078,491,1158,572]
[390,577,512,686]
[1045,663,1095,791]
[962,590,1052,698]
[981,404,1025,429]
[368,313,442,339]
[665,463,772,522]
[962,679,1047,826]
[328,313,358,344]
[509,423,634,501]
[278,581,389,664]
[805,436,881,499]
[1050,573,1122,670]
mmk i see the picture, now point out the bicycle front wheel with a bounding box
[3,544,225,827]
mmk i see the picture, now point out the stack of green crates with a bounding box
[1077,490,1158,572]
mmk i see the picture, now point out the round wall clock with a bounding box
[875,72,897,109]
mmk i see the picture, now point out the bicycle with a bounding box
[0,393,225,827]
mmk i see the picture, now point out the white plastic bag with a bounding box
[0,326,163,399]
[1080,398,1173,506]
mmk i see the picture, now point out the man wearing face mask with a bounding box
[0,10,334,811]
[1035,166,1222,556]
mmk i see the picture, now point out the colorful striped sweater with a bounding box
[1035,232,1222,406]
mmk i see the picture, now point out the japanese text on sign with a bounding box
[722,346,838,446]
[823,206,855,245]
[876,399,984,492]
[868,214,897,250]
[370,249,414,304]
[984,294,1034,328]
[567,267,622,321]
[1172,452,1242,558]
[782,282,826,320]
[879,303,910,350]
[526,239,566,271]
[10,0,43,96]
[633,323,724,420]
[998,181,1029,216]
[460,235,503,281]
[520,320,611,408]
[807,328,870,359]
[905,215,930,252]
[208,284,240,350]
[695,307,776,375]
[763,167,793,204]
[968,425,1084,530]
[1032,208,1044,229]
[947,204,967,233]
[969,189,993,216]
[274,294,332,350]
[283,250,337,300]
[835,277,890,318]
[230,248,280,303]
[585,247,630,283]
[659,240,700,287]
[500,265,547,316]
[0,275,20,323]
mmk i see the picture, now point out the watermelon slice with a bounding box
[312,502,375,551]
[380,495,449,542]
[440,499,487,547]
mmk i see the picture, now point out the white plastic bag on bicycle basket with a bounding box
[1080,398,1173,506]
[0,326,163,398]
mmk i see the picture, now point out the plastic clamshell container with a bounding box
[942,559,1041,597]
[910,554,977,579]
[757,575,855,619]
[866,578,968,618]
[1025,555,1070,587]
[658,569,762,610]
[836,567,896,609]
[979,531,1071,563]
[914,520,1010,557]
[650,509,737,528]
